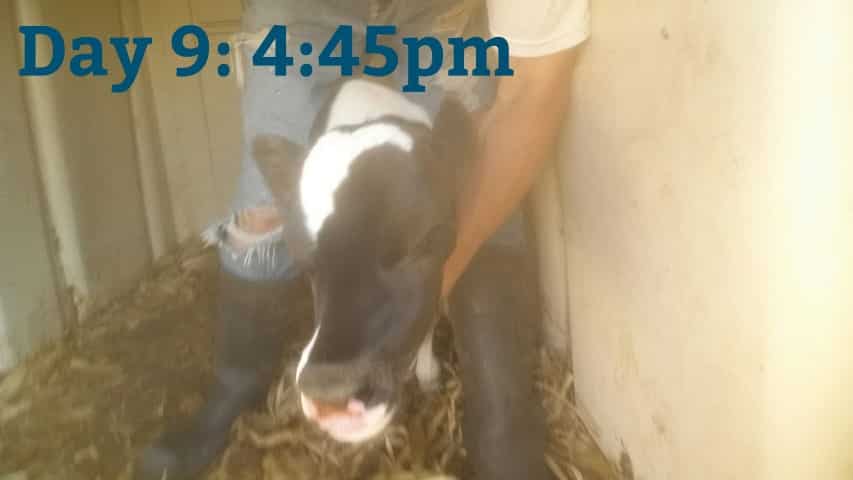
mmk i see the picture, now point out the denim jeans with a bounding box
[206,0,528,281]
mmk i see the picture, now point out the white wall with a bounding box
[536,1,853,478]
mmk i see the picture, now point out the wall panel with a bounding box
[0,0,64,369]
[533,1,853,478]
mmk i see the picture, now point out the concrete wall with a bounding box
[534,1,853,479]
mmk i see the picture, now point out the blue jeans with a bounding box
[207,0,528,281]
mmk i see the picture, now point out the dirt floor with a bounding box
[0,243,623,480]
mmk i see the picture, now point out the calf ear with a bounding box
[251,134,315,264]
[429,96,477,211]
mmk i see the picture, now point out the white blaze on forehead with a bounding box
[298,80,430,239]
[326,79,432,130]
[299,123,414,237]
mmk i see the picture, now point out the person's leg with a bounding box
[447,225,553,480]
[135,2,369,479]
[394,3,553,477]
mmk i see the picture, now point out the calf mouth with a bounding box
[296,354,407,444]
[294,322,434,444]
[304,395,398,443]
[299,386,400,444]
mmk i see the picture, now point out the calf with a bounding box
[253,79,551,479]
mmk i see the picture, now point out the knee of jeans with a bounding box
[203,204,298,281]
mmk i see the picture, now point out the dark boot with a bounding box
[448,245,553,480]
[135,268,309,480]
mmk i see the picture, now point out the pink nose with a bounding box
[301,395,366,422]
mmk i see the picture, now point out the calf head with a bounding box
[253,79,474,443]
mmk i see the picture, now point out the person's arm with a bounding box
[441,47,580,297]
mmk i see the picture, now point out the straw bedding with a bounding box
[0,243,622,480]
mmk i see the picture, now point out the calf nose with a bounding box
[296,360,377,405]
[301,395,366,422]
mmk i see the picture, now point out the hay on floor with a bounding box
[0,243,623,480]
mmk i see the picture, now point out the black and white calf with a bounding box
[252,79,463,443]
[136,78,550,480]
[252,79,553,479]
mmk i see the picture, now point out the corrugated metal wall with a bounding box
[0,0,65,369]
[0,0,244,369]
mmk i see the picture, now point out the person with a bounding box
[135,0,589,478]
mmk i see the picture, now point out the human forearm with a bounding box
[441,49,579,297]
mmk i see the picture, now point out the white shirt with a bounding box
[486,0,591,57]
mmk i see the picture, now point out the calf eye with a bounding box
[354,383,375,403]
[379,239,406,268]
[380,224,455,268]
[415,224,455,258]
